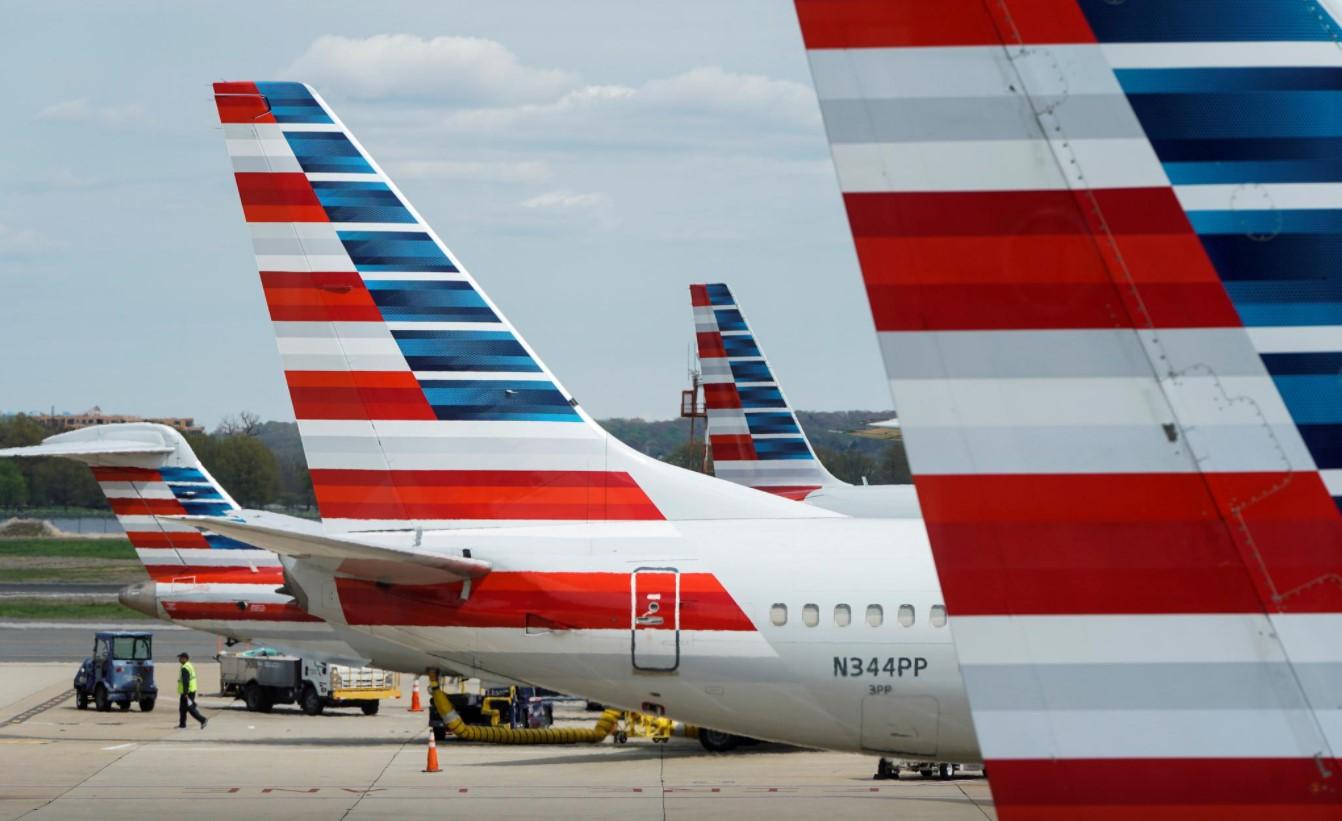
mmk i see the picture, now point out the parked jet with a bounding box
[194,80,980,760]
[796,0,1342,815]
[690,282,919,518]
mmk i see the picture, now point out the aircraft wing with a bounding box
[178,513,492,586]
[797,0,1342,817]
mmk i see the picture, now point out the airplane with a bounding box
[794,0,1342,814]
[192,79,981,762]
[690,281,919,517]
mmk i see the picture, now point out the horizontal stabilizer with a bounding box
[0,439,172,460]
[177,513,492,586]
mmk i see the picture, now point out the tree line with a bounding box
[0,410,910,514]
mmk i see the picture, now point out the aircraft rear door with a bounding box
[631,568,679,672]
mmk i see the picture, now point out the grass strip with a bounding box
[0,598,150,621]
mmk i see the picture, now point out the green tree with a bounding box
[210,435,280,508]
[662,439,711,474]
[0,460,27,508]
[871,442,912,485]
[815,446,876,485]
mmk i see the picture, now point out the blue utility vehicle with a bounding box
[74,631,157,712]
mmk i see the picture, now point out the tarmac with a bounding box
[0,654,997,820]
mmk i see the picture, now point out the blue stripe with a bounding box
[159,467,207,482]
[729,361,774,384]
[721,334,761,358]
[203,534,259,550]
[1270,375,1342,424]
[751,438,813,460]
[705,284,735,306]
[419,380,579,422]
[1116,68,1342,94]
[1200,235,1342,281]
[256,82,332,124]
[179,501,234,517]
[714,309,748,332]
[745,412,801,436]
[1260,352,1342,376]
[1078,0,1342,43]
[166,484,224,502]
[1188,210,1342,235]
[390,330,540,373]
[310,181,414,224]
[338,231,457,273]
[737,386,786,409]
[1296,424,1342,468]
[1127,93,1342,140]
[366,280,497,323]
[1164,158,1342,185]
[282,132,373,174]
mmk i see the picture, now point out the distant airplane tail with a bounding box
[213,82,830,531]
[690,283,843,499]
[0,423,278,584]
[797,0,1342,816]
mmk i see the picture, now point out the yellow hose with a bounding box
[430,683,622,744]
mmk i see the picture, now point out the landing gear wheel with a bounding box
[697,729,741,753]
[300,684,324,716]
[75,691,88,710]
[360,701,380,716]
[938,763,955,781]
[873,758,900,780]
[94,685,111,712]
[139,698,155,712]
[614,731,628,744]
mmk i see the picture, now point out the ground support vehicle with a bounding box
[218,648,398,715]
[73,631,157,713]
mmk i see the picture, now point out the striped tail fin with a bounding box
[0,424,281,585]
[798,0,1342,816]
[690,283,842,499]
[213,82,828,532]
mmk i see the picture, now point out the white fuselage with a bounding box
[288,516,980,761]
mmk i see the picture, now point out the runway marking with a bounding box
[102,743,135,751]
[1,688,74,728]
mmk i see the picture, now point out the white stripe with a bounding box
[1177,183,1342,212]
[357,271,471,282]
[278,123,345,133]
[254,254,352,272]
[410,371,553,382]
[297,419,600,439]
[328,222,426,232]
[1103,41,1342,69]
[305,172,383,183]
[138,549,279,567]
[276,336,402,357]
[118,516,199,533]
[158,583,290,601]
[98,482,175,500]
[1246,326,1342,354]
[1320,469,1342,497]
[830,138,1165,193]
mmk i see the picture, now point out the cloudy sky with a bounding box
[0,1,891,427]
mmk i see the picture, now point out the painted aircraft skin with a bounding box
[690,281,920,519]
[795,0,1342,815]
[206,80,981,760]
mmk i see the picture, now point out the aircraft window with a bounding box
[898,604,915,627]
[802,604,819,627]
[834,604,851,627]
[931,605,947,628]
[866,604,883,627]
[770,603,788,626]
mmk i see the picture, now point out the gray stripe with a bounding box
[820,95,1142,144]
[231,155,301,173]
[964,662,1342,711]
[252,236,347,257]
[884,329,1271,380]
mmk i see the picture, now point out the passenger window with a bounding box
[834,604,851,627]
[866,604,883,627]
[898,604,915,627]
[802,604,819,627]
[770,603,788,626]
[930,605,947,628]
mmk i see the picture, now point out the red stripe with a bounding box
[337,571,754,630]
[260,271,382,322]
[988,758,1342,819]
[689,284,711,307]
[107,498,186,517]
[144,566,284,585]
[696,331,726,359]
[233,173,326,223]
[162,600,320,622]
[309,469,664,521]
[124,530,210,549]
[709,435,757,462]
[91,467,161,483]
[703,383,742,410]
[795,0,1096,49]
[917,473,1342,615]
[285,370,437,421]
[213,81,275,124]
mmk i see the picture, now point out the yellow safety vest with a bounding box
[178,661,198,695]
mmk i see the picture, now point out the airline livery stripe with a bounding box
[233,173,326,223]
[261,271,383,322]
[123,530,211,549]
[161,600,321,623]
[145,567,285,585]
[286,370,436,421]
[107,497,186,517]
[794,0,1095,49]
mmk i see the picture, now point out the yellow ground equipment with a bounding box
[429,673,621,744]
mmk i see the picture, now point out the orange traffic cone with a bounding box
[408,677,424,712]
[423,731,442,773]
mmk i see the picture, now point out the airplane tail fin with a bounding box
[797,0,1342,815]
[690,283,842,498]
[0,423,280,584]
[213,82,829,531]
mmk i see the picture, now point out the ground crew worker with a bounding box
[177,652,207,729]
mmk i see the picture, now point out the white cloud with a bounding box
[0,224,53,258]
[521,190,609,210]
[391,159,552,183]
[283,34,576,104]
[36,98,145,127]
[637,67,818,126]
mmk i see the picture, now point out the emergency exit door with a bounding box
[631,568,680,671]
